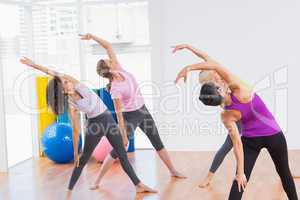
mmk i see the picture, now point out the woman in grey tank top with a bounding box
[20,57,157,194]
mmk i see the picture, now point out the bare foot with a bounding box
[90,185,100,190]
[136,183,157,193]
[171,171,187,179]
[199,172,214,188]
[199,178,211,188]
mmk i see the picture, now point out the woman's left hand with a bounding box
[172,44,189,53]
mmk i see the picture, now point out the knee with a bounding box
[150,135,164,151]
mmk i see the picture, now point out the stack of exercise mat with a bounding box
[36,76,134,164]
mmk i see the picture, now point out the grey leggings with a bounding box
[68,110,140,190]
[209,122,241,173]
[110,105,165,159]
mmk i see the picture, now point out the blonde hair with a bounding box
[198,70,213,83]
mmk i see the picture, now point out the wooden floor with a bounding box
[0,150,300,200]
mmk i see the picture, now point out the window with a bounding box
[0,1,154,167]
[0,3,32,167]
[82,1,153,149]
[32,4,80,77]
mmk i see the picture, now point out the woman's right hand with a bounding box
[235,173,247,192]
[20,57,36,68]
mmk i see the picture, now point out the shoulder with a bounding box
[61,74,79,84]
[231,88,253,103]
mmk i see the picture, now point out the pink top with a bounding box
[110,67,144,112]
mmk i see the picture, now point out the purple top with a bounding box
[224,93,281,137]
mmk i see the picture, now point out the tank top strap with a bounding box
[230,93,241,104]
[68,98,76,107]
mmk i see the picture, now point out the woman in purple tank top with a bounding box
[173,44,298,200]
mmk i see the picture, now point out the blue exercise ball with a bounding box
[41,123,82,164]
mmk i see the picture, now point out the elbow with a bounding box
[105,44,113,51]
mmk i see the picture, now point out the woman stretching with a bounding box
[173,44,298,199]
[20,57,156,193]
[78,33,186,190]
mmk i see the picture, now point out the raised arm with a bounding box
[79,33,120,69]
[113,99,128,147]
[69,105,80,167]
[175,61,247,92]
[172,44,214,62]
[20,57,79,84]
[221,110,247,192]
[20,57,59,76]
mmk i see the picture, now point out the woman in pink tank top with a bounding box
[79,33,186,191]
[173,44,298,200]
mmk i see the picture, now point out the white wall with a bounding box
[0,59,8,172]
[0,4,33,167]
[149,0,300,151]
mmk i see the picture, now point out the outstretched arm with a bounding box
[221,110,247,192]
[172,44,214,62]
[175,61,234,84]
[20,57,59,77]
[79,33,120,69]
[69,105,80,167]
[20,57,79,84]
[175,61,248,93]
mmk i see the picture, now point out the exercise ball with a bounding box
[92,136,113,162]
[42,123,82,164]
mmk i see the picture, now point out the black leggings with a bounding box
[110,105,164,159]
[68,110,140,190]
[229,132,298,200]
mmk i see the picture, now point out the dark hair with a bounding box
[96,59,113,91]
[199,82,224,106]
[46,77,67,115]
